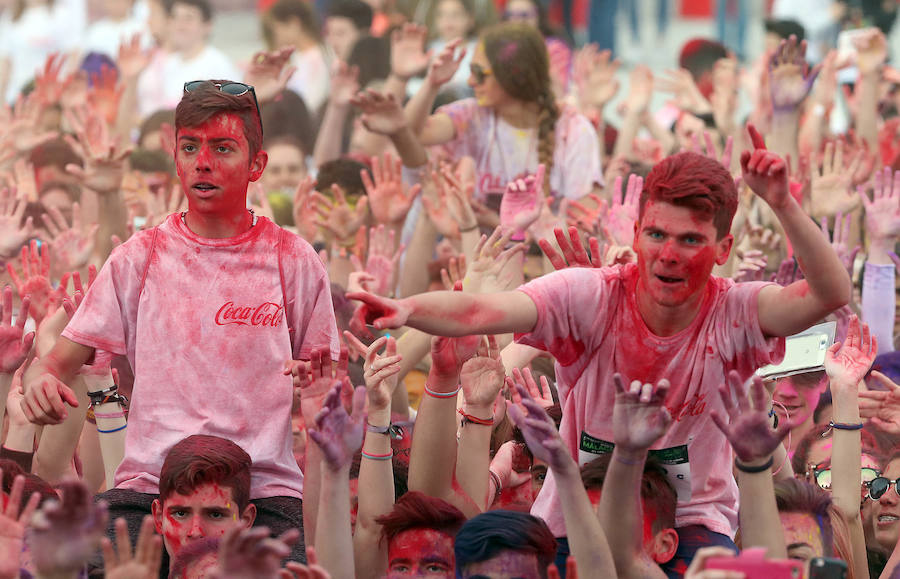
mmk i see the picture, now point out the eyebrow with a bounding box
[787,542,813,550]
[178,136,239,144]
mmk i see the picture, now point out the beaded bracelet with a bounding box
[97,424,128,434]
[424,384,461,399]
[361,450,393,461]
[488,470,502,502]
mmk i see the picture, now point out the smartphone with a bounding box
[757,321,836,380]
[705,556,803,579]
[808,557,848,579]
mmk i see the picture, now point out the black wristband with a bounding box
[735,456,774,473]
[88,384,128,408]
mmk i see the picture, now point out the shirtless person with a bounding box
[348,128,850,571]
[21,80,339,563]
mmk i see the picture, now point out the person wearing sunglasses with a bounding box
[22,79,340,568]
[866,451,900,573]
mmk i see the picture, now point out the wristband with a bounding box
[88,384,128,409]
[366,422,405,440]
[458,408,493,427]
[94,410,126,420]
[735,456,774,473]
[97,424,128,434]
[361,450,393,460]
[488,469,502,502]
[829,421,864,431]
[424,384,461,399]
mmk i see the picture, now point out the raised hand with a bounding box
[244,47,296,103]
[9,158,38,204]
[740,124,792,210]
[440,255,467,290]
[657,68,710,115]
[283,545,331,579]
[604,174,641,246]
[426,38,466,88]
[620,65,654,116]
[565,193,606,236]
[311,184,369,244]
[351,224,404,297]
[88,64,124,125]
[611,374,672,452]
[810,140,862,219]
[432,161,478,232]
[508,366,554,409]
[820,212,860,276]
[710,56,738,135]
[489,440,533,502]
[360,335,402,411]
[859,371,900,434]
[508,383,570,472]
[43,203,98,272]
[431,331,482,382]
[538,226,602,270]
[861,166,900,243]
[769,34,819,112]
[770,256,803,287]
[824,314,876,390]
[361,152,420,225]
[346,291,411,337]
[0,470,41,579]
[732,249,767,283]
[460,335,504,411]
[7,240,67,325]
[292,176,319,241]
[28,479,108,576]
[853,27,888,76]
[294,346,349,430]
[390,23,431,81]
[64,105,132,194]
[500,164,545,240]
[116,33,152,81]
[31,53,68,106]
[573,45,620,115]
[0,286,33,373]
[214,526,300,579]
[710,371,796,464]
[421,176,463,239]
[308,382,366,471]
[351,89,407,136]
[0,187,35,258]
[465,227,526,293]
[329,60,360,107]
[102,516,163,579]
[2,94,58,154]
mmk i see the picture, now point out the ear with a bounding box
[715,233,734,266]
[151,499,164,534]
[632,220,640,252]
[249,151,268,182]
[650,528,679,564]
[240,502,257,528]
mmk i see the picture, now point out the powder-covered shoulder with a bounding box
[101,225,163,277]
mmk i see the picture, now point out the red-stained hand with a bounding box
[603,174,641,246]
[488,440,532,502]
[508,384,571,472]
[213,526,300,579]
[430,332,482,383]
[824,315,876,391]
[740,124,792,210]
[0,187,35,259]
[507,367,554,410]
[460,335,504,411]
[547,557,578,579]
[539,226,602,270]
[308,382,366,471]
[710,371,797,464]
[0,286,33,374]
[500,164,545,240]
[292,346,348,429]
[346,291,411,337]
[43,203,98,273]
[350,224,405,297]
[29,479,108,576]
[7,240,68,325]
[102,516,163,579]
[0,470,41,579]
[362,153,420,225]
[612,374,672,452]
[464,227,526,293]
[311,184,369,244]
[361,335,401,412]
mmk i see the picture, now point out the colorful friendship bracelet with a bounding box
[458,408,494,427]
[97,424,128,434]
[424,384,461,399]
[94,411,126,420]
[361,450,393,461]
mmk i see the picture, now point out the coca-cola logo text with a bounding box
[215,301,284,327]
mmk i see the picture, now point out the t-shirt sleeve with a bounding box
[282,234,341,361]
[558,112,603,199]
[713,280,786,376]
[435,98,482,160]
[514,268,609,367]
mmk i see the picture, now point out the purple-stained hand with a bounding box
[308,383,366,471]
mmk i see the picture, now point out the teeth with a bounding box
[879,515,899,522]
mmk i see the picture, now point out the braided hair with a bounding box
[482,22,558,195]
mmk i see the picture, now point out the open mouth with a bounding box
[878,515,899,525]
[656,275,684,284]
[193,182,217,192]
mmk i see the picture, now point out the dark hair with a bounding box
[267,0,322,42]
[128,148,175,174]
[347,36,391,89]
[427,0,477,40]
[175,79,263,160]
[678,38,729,82]
[327,0,373,31]
[774,479,834,555]
[579,454,677,533]
[0,459,58,512]
[377,491,466,545]
[454,510,557,577]
[168,0,212,21]
[482,22,556,195]
[38,180,81,202]
[791,422,881,475]
[169,536,220,578]
[29,138,82,172]
[158,435,252,511]
[260,90,315,155]
[316,157,371,198]
[139,109,176,147]
[639,151,738,239]
[764,19,806,42]
[502,0,556,41]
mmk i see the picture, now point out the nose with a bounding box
[186,516,204,538]
[194,145,213,171]
[658,239,679,263]
[774,381,799,400]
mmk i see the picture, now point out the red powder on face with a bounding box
[387,528,455,578]
[159,482,241,557]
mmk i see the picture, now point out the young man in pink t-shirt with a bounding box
[21,80,340,566]
[348,127,851,572]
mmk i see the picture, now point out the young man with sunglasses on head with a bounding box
[21,80,340,566]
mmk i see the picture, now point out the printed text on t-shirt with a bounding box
[214,302,284,327]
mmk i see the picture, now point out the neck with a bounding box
[634,277,707,337]
[293,32,316,51]
[786,415,814,454]
[179,42,206,60]
[496,99,540,129]
[184,207,252,239]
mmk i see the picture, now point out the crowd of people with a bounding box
[2,0,900,577]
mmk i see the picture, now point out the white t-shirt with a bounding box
[83,17,152,59]
[285,46,330,113]
[516,264,785,537]
[136,45,241,117]
[62,215,341,498]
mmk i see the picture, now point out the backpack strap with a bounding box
[138,226,160,298]
[277,228,296,354]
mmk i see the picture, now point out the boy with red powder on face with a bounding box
[348,127,852,572]
[19,80,340,564]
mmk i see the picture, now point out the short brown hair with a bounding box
[175,80,263,161]
[158,435,252,511]
[376,491,465,544]
[639,151,738,239]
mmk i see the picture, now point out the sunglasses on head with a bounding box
[807,464,880,491]
[867,477,900,500]
[470,63,493,85]
[183,80,263,137]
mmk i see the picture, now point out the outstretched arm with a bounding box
[743,125,851,336]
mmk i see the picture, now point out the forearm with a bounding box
[736,460,786,558]
[389,126,428,169]
[831,385,869,579]
[640,111,676,156]
[313,103,350,167]
[23,338,93,392]
[771,440,794,481]
[769,111,800,165]
[405,83,440,138]
[32,375,90,484]
[612,111,641,160]
[115,77,140,142]
[407,369,458,499]
[84,370,125,488]
[598,448,651,574]
[94,190,128,261]
[862,259,895,353]
[553,458,617,579]
[405,291,534,336]
[353,405,393,579]
[397,211,437,298]
[856,71,879,150]
[500,343,542,376]
[455,402,493,511]
[302,442,323,549]
[0,373,10,424]
[317,465,355,579]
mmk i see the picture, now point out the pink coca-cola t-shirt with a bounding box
[62,214,340,499]
[437,99,602,201]
[516,263,785,537]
